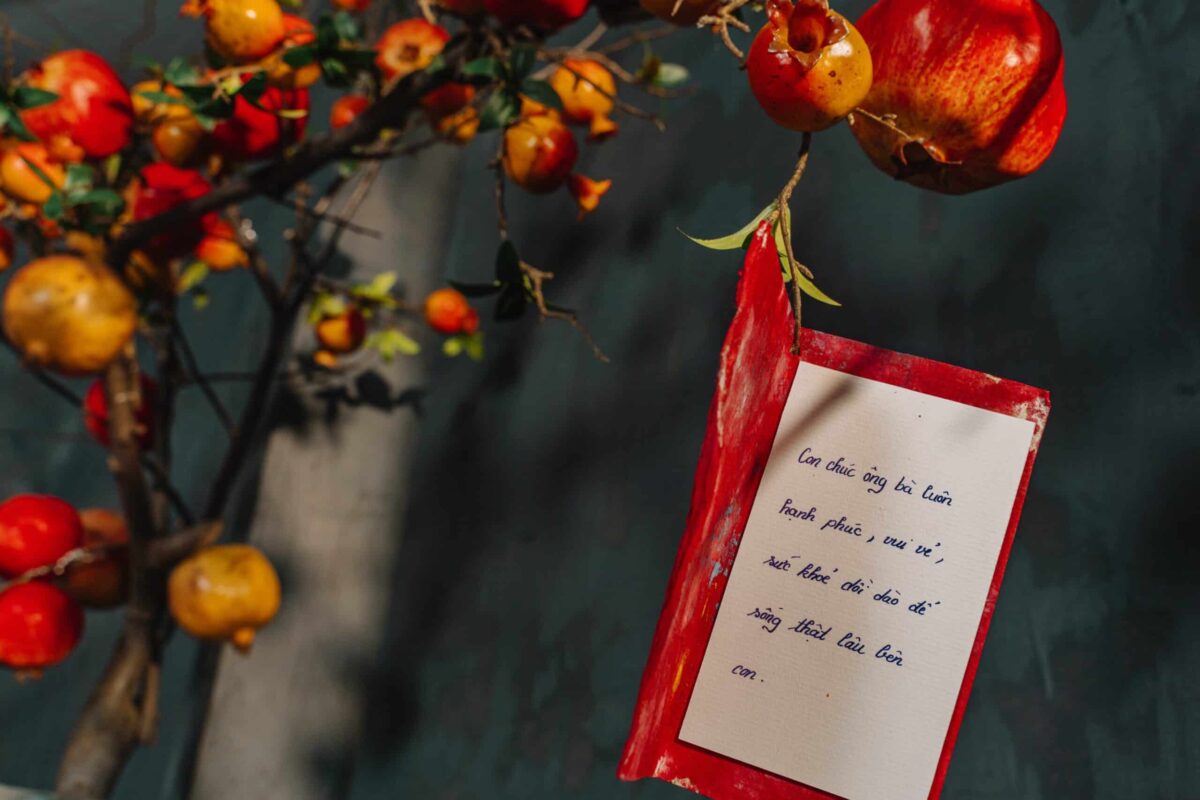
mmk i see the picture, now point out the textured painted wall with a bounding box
[1,1,1197,799]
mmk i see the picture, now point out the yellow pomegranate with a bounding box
[182,0,286,63]
[548,60,618,139]
[130,81,192,126]
[168,544,281,653]
[2,255,137,375]
[0,142,65,205]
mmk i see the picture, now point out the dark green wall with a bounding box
[2,1,1198,798]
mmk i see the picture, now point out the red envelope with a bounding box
[618,222,1050,800]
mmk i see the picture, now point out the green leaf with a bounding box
[352,271,398,302]
[307,292,346,325]
[178,260,210,293]
[237,72,269,105]
[71,189,125,218]
[1,107,37,142]
[11,87,59,110]
[509,46,536,81]
[442,336,465,357]
[368,329,420,361]
[494,283,527,322]
[653,63,689,88]
[103,154,122,184]
[336,47,379,70]
[64,163,95,194]
[464,331,485,361]
[681,201,777,251]
[21,155,59,192]
[321,57,352,86]
[163,57,201,85]
[283,43,318,68]
[519,79,563,110]
[192,286,211,310]
[772,211,841,307]
[462,57,503,80]
[448,279,503,298]
[316,16,340,51]
[332,10,360,42]
[477,90,521,131]
[423,53,448,75]
[494,240,521,283]
[42,191,64,221]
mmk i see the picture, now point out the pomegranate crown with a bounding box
[766,0,849,70]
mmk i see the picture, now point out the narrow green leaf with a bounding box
[461,57,503,80]
[772,210,840,307]
[448,279,503,298]
[653,63,689,88]
[519,79,563,110]
[464,331,485,361]
[478,90,521,131]
[442,336,465,357]
[332,10,360,42]
[494,240,521,283]
[178,261,210,293]
[2,109,37,142]
[283,43,318,68]
[11,87,59,110]
[681,200,777,251]
[509,46,536,81]
[43,191,65,221]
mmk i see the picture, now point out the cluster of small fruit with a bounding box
[0,494,279,677]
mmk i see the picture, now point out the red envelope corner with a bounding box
[617,222,1050,800]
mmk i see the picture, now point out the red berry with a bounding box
[483,0,590,30]
[83,375,157,449]
[0,582,85,672]
[0,495,84,578]
[131,163,214,261]
[211,84,310,161]
[424,288,479,335]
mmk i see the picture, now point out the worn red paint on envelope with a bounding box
[618,222,1050,800]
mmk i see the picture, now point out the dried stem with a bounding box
[698,0,753,63]
[520,261,609,363]
[770,133,813,355]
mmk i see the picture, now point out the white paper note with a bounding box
[679,362,1036,800]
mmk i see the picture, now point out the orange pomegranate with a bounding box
[502,114,578,193]
[263,14,322,89]
[420,83,480,143]
[375,19,450,84]
[0,582,84,673]
[131,81,192,126]
[19,50,135,161]
[330,95,371,130]
[0,494,84,578]
[61,509,130,609]
[168,544,281,653]
[182,0,287,63]
[746,0,873,132]
[2,256,137,375]
[315,307,367,354]
[0,142,65,205]
[195,219,249,271]
[152,117,208,167]
[423,288,479,335]
[549,60,618,140]
[567,174,611,218]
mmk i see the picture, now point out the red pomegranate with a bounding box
[0,582,85,672]
[483,0,590,30]
[848,0,1066,194]
[0,494,84,578]
[19,50,135,161]
[130,163,214,260]
[210,85,310,161]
